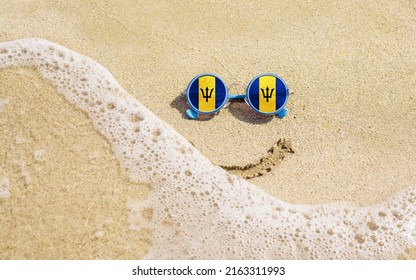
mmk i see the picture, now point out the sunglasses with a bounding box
[185,73,290,120]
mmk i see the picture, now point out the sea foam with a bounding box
[0,38,415,259]
[0,98,8,113]
[0,177,10,199]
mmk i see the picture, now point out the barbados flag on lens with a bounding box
[187,74,227,113]
[247,74,288,114]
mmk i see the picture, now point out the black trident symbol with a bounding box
[261,87,274,102]
[200,87,214,102]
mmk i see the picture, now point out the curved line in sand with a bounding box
[219,138,294,179]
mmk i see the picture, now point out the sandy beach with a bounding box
[0,0,415,259]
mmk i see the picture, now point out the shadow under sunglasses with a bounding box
[170,92,273,124]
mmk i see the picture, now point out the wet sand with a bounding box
[0,68,151,258]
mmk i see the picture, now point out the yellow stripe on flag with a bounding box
[259,76,276,113]
[198,76,216,112]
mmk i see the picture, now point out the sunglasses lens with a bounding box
[246,74,288,115]
[186,74,228,114]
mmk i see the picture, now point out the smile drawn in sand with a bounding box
[220,138,294,179]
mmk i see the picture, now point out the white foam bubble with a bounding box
[15,134,26,144]
[94,231,105,239]
[0,177,10,199]
[34,149,47,162]
[17,160,32,186]
[0,98,9,113]
[1,38,415,259]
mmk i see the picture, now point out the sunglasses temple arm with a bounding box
[228,94,246,100]
[186,108,199,120]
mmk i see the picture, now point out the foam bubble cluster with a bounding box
[33,149,47,162]
[0,98,9,113]
[1,38,415,259]
[0,177,10,199]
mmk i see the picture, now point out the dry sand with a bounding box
[0,0,415,259]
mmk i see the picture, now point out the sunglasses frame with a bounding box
[185,73,229,115]
[185,73,289,120]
